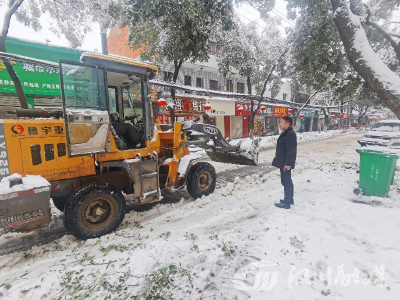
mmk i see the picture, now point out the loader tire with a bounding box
[64,183,126,240]
[187,162,216,199]
[52,197,67,212]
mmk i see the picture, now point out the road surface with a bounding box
[0,133,362,256]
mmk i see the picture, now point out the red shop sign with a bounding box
[273,106,288,117]
[155,114,169,124]
[235,102,260,116]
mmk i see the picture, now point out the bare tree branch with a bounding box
[363,3,400,62]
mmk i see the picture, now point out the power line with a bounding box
[236,11,267,31]
[271,8,296,27]
[239,5,295,28]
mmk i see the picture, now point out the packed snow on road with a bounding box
[0,131,399,299]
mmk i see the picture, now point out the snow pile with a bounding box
[363,145,400,155]
[190,129,354,157]
[0,174,50,196]
[227,138,260,163]
[70,123,109,153]
[256,129,354,150]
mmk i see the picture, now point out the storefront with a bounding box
[208,99,235,138]
[273,105,288,134]
[230,115,243,139]
[302,109,314,132]
[234,101,261,138]
[153,95,206,124]
[273,106,288,118]
[258,105,275,136]
[229,102,290,138]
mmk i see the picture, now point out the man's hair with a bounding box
[281,116,292,126]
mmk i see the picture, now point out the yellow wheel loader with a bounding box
[0,53,260,240]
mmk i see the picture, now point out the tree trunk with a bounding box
[357,107,368,125]
[321,107,331,130]
[331,0,400,118]
[170,59,183,101]
[292,106,298,128]
[348,105,353,129]
[317,115,321,133]
[292,91,319,130]
[169,59,183,125]
[0,0,28,109]
[247,77,255,138]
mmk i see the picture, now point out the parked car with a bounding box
[358,120,400,147]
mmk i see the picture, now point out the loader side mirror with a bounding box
[59,60,110,156]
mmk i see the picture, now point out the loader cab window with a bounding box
[106,72,146,150]
[60,61,110,157]
[108,87,118,115]
[121,75,144,125]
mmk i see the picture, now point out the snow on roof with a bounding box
[0,51,57,67]
[82,52,158,71]
[378,120,400,124]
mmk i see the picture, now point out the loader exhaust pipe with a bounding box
[7,108,63,119]
[101,32,108,55]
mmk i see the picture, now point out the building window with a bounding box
[283,93,288,101]
[210,80,218,91]
[196,77,203,88]
[226,79,233,92]
[163,71,173,82]
[184,75,192,86]
[237,82,245,94]
[209,41,217,55]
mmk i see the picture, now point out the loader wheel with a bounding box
[187,163,216,199]
[52,197,67,212]
[64,183,126,240]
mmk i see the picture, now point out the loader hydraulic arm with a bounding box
[187,123,237,152]
[183,117,260,166]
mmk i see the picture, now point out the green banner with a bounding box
[0,37,82,98]
[0,60,62,96]
[303,109,314,118]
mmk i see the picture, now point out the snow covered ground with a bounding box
[0,132,399,299]
[201,129,359,174]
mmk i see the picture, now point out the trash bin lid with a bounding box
[356,148,399,159]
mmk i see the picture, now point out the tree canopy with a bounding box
[124,0,234,70]
[285,0,400,117]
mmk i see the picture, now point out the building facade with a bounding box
[107,28,293,138]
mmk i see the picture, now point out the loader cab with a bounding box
[59,53,158,156]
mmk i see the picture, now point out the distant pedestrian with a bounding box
[272,116,297,209]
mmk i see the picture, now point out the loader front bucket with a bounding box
[206,138,260,166]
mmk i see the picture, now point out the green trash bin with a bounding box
[356,149,398,197]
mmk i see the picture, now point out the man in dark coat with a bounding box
[272,116,297,209]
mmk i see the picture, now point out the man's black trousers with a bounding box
[280,168,294,204]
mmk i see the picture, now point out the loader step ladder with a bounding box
[99,152,161,204]
[138,152,161,204]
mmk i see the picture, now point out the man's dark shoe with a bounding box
[280,199,294,205]
[275,202,291,209]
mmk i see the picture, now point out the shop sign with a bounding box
[155,114,169,124]
[259,105,274,117]
[235,102,260,116]
[166,98,205,113]
[273,106,288,117]
[303,109,314,118]
[0,60,63,96]
[208,100,235,116]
